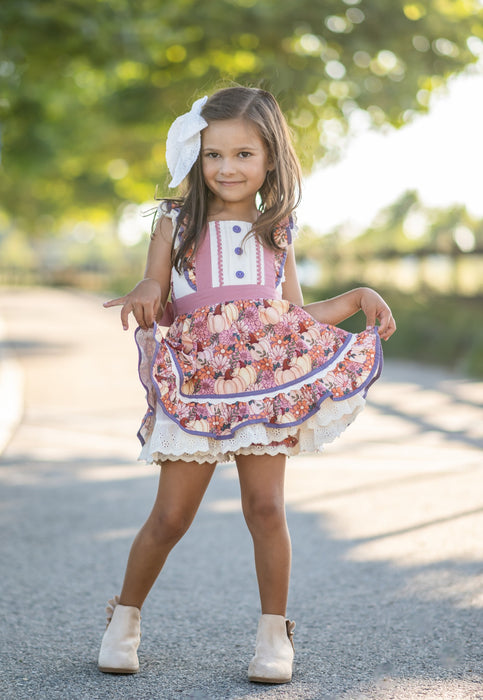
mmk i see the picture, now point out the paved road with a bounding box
[0,287,482,700]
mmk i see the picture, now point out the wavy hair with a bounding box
[166,87,302,274]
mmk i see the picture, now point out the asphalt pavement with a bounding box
[0,286,482,700]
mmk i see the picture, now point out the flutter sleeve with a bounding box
[287,213,298,244]
[151,200,181,239]
[272,213,299,248]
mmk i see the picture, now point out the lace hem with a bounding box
[138,392,365,464]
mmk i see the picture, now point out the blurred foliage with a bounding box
[342,190,483,257]
[297,191,483,377]
[296,191,483,296]
[1,0,483,234]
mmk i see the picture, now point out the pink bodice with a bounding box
[171,220,287,316]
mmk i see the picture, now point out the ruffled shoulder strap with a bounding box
[154,199,182,227]
[272,213,298,248]
[150,199,184,241]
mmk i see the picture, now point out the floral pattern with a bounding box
[137,298,381,442]
[137,208,382,457]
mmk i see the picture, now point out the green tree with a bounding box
[1,0,482,233]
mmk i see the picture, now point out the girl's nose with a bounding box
[219,158,236,175]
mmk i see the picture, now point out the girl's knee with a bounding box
[147,510,192,547]
[243,497,286,533]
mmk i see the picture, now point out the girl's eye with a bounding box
[205,152,220,159]
[239,151,252,158]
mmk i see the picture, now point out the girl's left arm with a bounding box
[281,244,304,306]
[304,288,396,341]
[282,245,396,341]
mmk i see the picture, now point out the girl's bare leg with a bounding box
[119,459,216,609]
[235,453,291,616]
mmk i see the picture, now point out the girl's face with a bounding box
[201,118,272,213]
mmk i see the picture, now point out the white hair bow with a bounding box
[165,96,208,188]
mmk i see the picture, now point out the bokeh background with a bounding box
[1,0,483,376]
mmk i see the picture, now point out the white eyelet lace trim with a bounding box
[139,393,365,464]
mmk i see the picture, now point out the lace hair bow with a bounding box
[166,96,208,188]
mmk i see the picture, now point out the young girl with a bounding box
[99,87,395,684]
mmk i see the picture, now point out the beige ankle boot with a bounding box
[98,596,141,674]
[248,614,295,684]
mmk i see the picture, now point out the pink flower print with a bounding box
[270,341,288,364]
[238,349,253,364]
[285,308,301,324]
[242,305,261,327]
[200,377,214,393]
[218,328,235,346]
[191,320,212,345]
[331,372,355,395]
[175,401,192,420]
[274,319,293,338]
[276,394,293,412]
[196,405,210,421]
[233,319,251,341]
[294,338,310,355]
[258,369,276,389]
[344,360,364,375]
[211,351,231,375]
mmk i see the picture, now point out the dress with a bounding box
[136,202,383,464]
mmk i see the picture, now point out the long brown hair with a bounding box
[169,87,302,274]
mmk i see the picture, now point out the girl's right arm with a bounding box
[103,215,173,330]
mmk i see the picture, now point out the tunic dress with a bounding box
[136,202,383,464]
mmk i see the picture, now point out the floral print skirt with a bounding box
[136,298,383,464]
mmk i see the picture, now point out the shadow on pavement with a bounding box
[0,455,481,700]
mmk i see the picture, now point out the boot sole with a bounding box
[248,675,292,684]
[98,666,139,674]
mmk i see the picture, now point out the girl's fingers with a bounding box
[105,296,159,331]
[364,303,396,341]
[132,303,154,330]
[378,310,396,340]
[143,302,156,329]
[365,311,377,329]
[377,307,390,332]
[131,303,145,330]
[104,295,132,330]
[103,296,126,308]
[120,301,133,330]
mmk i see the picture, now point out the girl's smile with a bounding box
[201,118,272,216]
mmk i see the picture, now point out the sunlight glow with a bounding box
[299,65,483,235]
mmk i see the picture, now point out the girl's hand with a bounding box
[358,287,396,341]
[103,278,162,331]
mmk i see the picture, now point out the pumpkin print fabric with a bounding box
[135,206,382,464]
